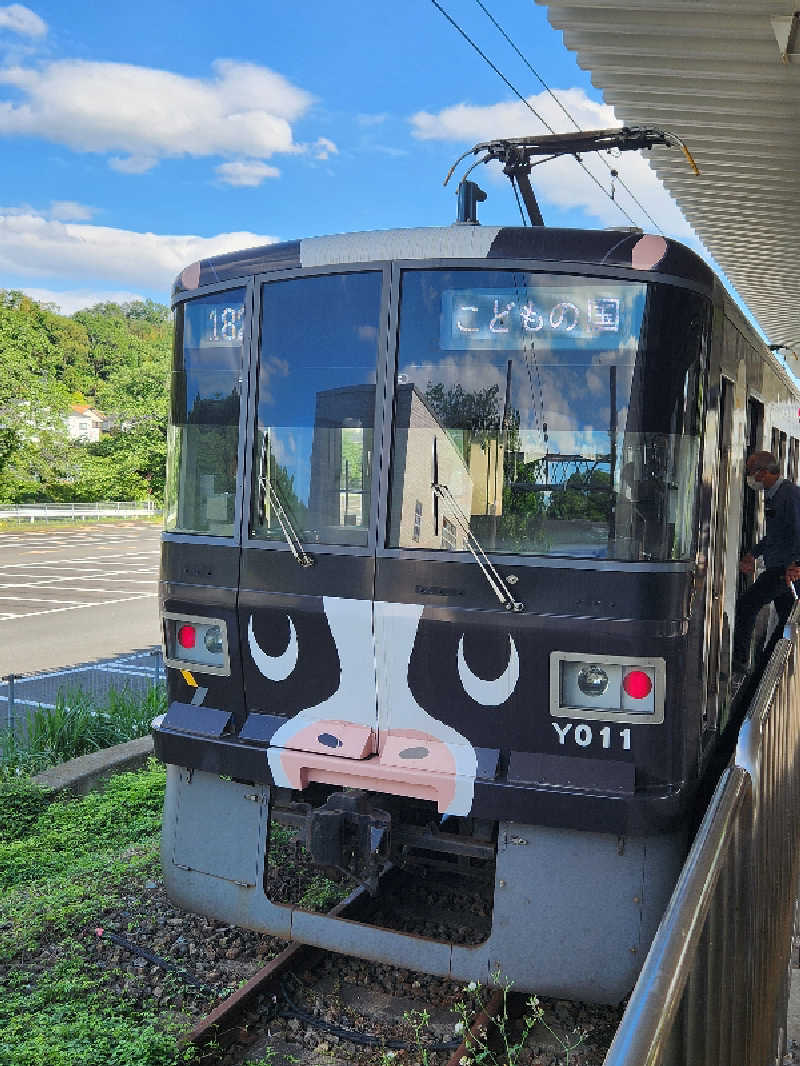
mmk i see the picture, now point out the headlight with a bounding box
[577,664,609,696]
[204,626,224,654]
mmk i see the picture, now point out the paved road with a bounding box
[1,522,161,675]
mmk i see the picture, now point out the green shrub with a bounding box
[0,778,50,843]
[0,762,166,891]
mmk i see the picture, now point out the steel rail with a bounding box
[185,885,366,1053]
[444,988,505,1066]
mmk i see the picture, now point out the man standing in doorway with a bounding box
[733,450,800,673]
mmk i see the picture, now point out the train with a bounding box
[152,148,800,1003]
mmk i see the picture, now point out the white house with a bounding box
[66,405,104,443]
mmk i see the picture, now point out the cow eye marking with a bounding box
[248,614,299,682]
[457,634,519,706]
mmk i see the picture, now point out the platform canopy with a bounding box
[535,0,800,354]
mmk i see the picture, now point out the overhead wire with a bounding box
[472,0,664,234]
[428,0,647,231]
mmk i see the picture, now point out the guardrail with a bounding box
[2,649,164,734]
[604,608,800,1066]
[0,501,159,521]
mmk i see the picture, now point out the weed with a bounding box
[0,761,166,958]
[0,762,193,1065]
[297,874,345,912]
[385,972,587,1066]
[0,684,166,778]
[453,972,587,1066]
[0,952,194,1066]
[0,777,50,842]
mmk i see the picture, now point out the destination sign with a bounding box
[439,285,643,351]
[184,290,246,349]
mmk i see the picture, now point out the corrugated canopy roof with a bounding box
[535,0,800,353]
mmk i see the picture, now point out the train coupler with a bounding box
[307,790,391,894]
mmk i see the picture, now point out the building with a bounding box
[66,405,104,443]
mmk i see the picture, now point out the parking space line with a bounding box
[2,593,156,619]
[0,596,82,604]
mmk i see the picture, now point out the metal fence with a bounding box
[2,648,164,735]
[0,501,159,521]
[604,607,800,1066]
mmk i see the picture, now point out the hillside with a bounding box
[0,291,172,503]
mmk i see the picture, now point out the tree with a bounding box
[0,291,172,503]
[547,468,612,522]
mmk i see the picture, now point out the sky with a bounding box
[0,0,738,318]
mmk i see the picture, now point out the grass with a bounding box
[0,761,196,1066]
[0,685,166,779]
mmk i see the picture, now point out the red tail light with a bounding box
[178,624,196,649]
[623,670,652,699]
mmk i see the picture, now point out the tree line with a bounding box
[0,291,172,503]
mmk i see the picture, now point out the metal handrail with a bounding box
[603,766,750,1065]
[604,605,800,1066]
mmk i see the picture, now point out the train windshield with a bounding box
[251,271,382,547]
[388,270,708,561]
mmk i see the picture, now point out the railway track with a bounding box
[181,883,622,1066]
[91,828,621,1064]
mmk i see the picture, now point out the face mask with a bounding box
[747,475,764,491]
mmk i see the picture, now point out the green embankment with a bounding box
[0,291,171,505]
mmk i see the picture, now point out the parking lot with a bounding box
[2,521,161,675]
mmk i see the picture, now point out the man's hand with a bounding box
[786,563,800,585]
[739,553,756,574]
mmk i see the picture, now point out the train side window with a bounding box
[790,438,799,483]
[165,288,245,537]
[779,431,788,474]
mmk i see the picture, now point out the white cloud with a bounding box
[109,154,157,174]
[313,136,337,160]
[20,287,146,314]
[48,200,95,221]
[216,160,281,187]
[0,58,314,169]
[0,208,279,289]
[410,89,695,239]
[0,4,46,38]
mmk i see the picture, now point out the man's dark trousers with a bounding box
[733,566,798,665]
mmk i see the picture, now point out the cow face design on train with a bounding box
[247,596,520,816]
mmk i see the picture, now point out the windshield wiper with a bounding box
[432,481,523,612]
[259,476,314,568]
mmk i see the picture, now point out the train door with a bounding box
[238,268,389,788]
[706,377,734,730]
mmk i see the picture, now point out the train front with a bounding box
[153,236,711,1003]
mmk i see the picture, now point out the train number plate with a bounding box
[552,721,631,751]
